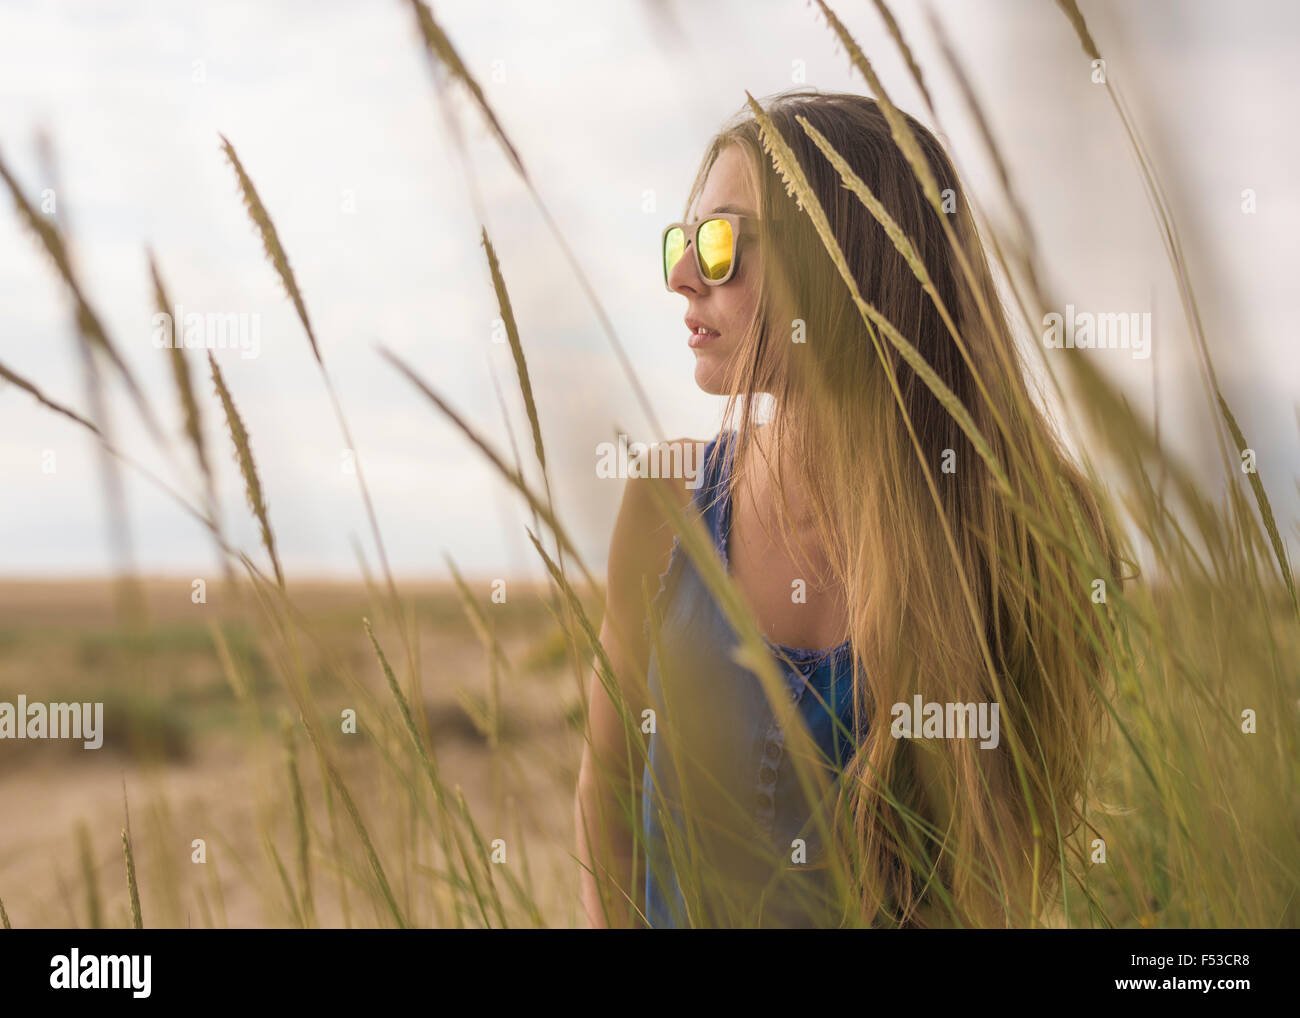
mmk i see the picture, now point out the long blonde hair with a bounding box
[683,89,1124,927]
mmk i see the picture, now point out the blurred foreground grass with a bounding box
[0,572,1292,928]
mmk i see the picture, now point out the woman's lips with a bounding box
[688,328,721,349]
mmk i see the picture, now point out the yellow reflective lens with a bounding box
[697,218,734,281]
[663,226,685,283]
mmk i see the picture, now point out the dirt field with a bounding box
[0,578,594,928]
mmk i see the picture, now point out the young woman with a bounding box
[574,89,1121,929]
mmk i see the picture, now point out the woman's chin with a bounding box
[693,365,727,395]
[692,352,732,395]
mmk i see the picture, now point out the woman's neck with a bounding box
[741,417,815,528]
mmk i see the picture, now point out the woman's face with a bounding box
[668,143,762,395]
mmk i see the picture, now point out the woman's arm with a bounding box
[574,452,693,928]
[574,611,644,928]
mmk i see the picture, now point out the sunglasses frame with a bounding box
[661,212,754,292]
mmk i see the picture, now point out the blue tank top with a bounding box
[640,428,864,928]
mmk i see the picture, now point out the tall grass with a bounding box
[0,0,1294,929]
[121,785,143,930]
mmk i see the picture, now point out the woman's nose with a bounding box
[668,240,702,295]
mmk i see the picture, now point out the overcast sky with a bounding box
[1,0,1296,581]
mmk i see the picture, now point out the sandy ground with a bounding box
[0,578,593,928]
